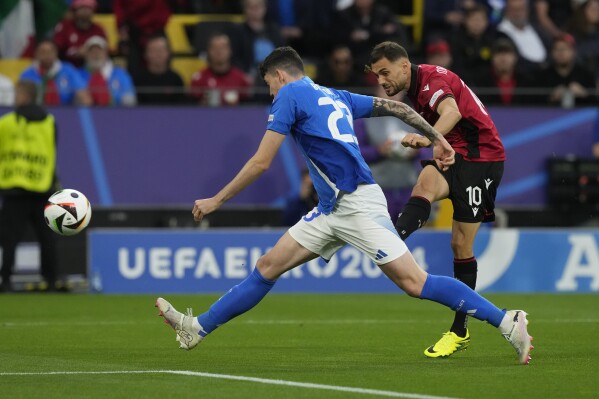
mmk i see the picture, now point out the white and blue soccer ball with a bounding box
[44,189,92,236]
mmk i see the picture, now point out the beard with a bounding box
[383,83,401,96]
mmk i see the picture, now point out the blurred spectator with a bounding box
[533,0,576,38]
[317,45,371,90]
[229,0,283,76]
[168,0,195,13]
[473,38,531,105]
[113,0,172,76]
[424,0,489,37]
[497,0,552,71]
[191,0,243,13]
[565,0,599,76]
[133,34,186,105]
[333,0,410,66]
[53,0,107,68]
[96,0,113,13]
[426,40,453,70]
[451,5,502,81]
[266,0,336,56]
[282,169,318,226]
[356,87,421,221]
[79,36,137,106]
[0,74,14,106]
[534,33,597,107]
[20,40,92,106]
[191,32,251,106]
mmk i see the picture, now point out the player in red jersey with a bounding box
[367,41,506,358]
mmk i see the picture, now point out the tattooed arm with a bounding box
[370,96,456,171]
[371,97,443,145]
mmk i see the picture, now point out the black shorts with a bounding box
[421,154,504,223]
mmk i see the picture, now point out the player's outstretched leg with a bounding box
[156,297,204,350]
[156,267,275,350]
[381,253,533,364]
[419,274,533,365]
[155,232,314,351]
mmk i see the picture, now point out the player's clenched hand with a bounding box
[433,139,455,171]
[192,197,221,222]
[401,133,431,149]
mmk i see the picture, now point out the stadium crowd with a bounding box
[0,0,596,107]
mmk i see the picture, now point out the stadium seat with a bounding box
[93,14,118,52]
[94,7,424,57]
[398,0,424,45]
[0,58,32,84]
[166,14,244,55]
[171,57,207,86]
[190,20,239,56]
[430,198,453,228]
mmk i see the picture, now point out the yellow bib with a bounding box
[0,112,56,193]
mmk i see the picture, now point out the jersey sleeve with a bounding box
[118,69,136,96]
[65,64,87,91]
[19,68,40,83]
[420,77,454,112]
[266,85,296,135]
[337,90,373,119]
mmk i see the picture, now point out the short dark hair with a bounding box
[36,38,57,51]
[491,38,516,55]
[16,80,38,104]
[465,4,489,18]
[259,46,304,79]
[206,31,230,49]
[369,41,409,66]
[146,33,171,48]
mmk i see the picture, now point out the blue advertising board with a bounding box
[89,228,599,294]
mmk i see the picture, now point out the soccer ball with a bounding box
[44,189,92,236]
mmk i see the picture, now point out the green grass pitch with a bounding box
[1,293,597,398]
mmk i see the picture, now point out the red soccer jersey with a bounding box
[190,67,251,106]
[53,19,107,67]
[406,64,505,162]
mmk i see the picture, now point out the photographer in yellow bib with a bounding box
[0,80,59,293]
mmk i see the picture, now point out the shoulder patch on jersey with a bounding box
[422,84,429,92]
[268,114,274,122]
[429,89,444,108]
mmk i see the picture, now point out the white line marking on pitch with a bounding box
[0,370,462,399]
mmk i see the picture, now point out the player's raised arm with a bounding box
[192,130,285,222]
[371,97,455,171]
[433,96,462,135]
[371,96,444,146]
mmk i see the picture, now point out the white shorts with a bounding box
[288,184,408,265]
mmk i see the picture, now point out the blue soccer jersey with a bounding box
[267,77,375,214]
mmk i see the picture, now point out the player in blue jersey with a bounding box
[156,47,533,365]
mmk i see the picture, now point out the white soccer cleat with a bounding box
[501,310,533,365]
[155,297,204,351]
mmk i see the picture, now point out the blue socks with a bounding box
[197,267,275,335]
[196,269,505,337]
[420,274,505,327]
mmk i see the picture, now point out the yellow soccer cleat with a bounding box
[424,330,470,358]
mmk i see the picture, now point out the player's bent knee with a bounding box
[401,279,423,298]
[255,255,283,280]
